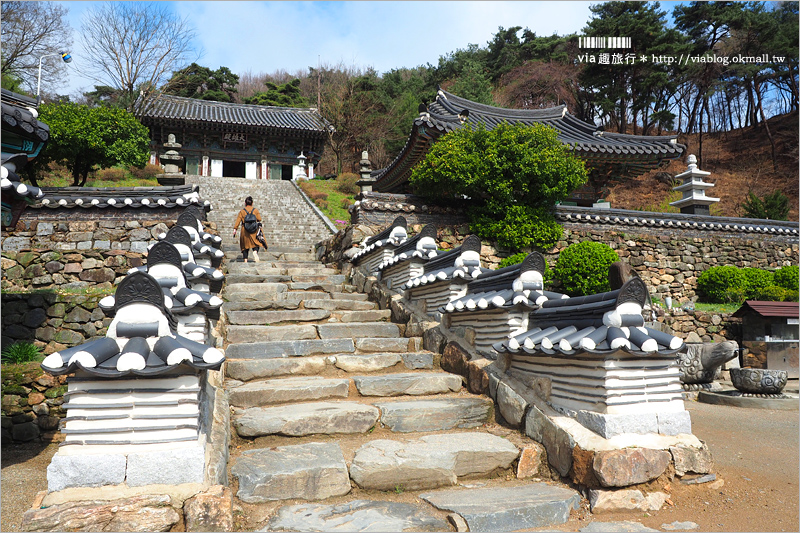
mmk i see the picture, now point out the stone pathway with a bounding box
[193,176,583,532]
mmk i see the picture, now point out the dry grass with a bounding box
[605,112,799,220]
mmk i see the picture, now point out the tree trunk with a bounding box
[755,79,778,171]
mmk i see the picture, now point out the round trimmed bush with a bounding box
[755,285,789,302]
[741,268,774,299]
[774,265,799,291]
[697,266,746,303]
[554,241,619,296]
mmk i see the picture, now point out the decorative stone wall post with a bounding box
[669,154,720,215]
[160,134,184,175]
[357,151,375,194]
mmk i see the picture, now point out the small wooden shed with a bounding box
[733,301,799,378]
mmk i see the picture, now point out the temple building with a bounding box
[139,95,331,180]
[370,90,686,204]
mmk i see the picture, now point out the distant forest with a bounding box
[105,2,800,176]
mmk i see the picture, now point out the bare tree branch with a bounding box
[1,1,73,95]
[78,2,200,114]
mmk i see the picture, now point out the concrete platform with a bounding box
[697,389,799,410]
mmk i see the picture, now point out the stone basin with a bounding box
[730,368,788,394]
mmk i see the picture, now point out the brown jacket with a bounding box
[234,206,262,250]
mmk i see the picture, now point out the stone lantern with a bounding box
[669,154,719,215]
[356,151,375,195]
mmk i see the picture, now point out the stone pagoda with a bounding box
[669,154,720,215]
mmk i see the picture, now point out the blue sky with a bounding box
[57,1,604,97]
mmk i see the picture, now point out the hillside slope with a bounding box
[605,112,799,221]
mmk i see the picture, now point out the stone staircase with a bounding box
[184,176,332,252]
[191,177,583,531]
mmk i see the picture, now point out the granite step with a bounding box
[316,322,400,339]
[352,373,462,397]
[331,352,434,373]
[228,376,350,408]
[226,308,332,326]
[420,483,581,532]
[374,397,494,432]
[335,309,391,322]
[225,324,318,344]
[223,283,288,302]
[349,432,520,491]
[225,337,421,359]
[233,401,380,438]
[303,299,377,311]
[265,500,449,532]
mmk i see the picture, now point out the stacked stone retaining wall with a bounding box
[1,363,68,445]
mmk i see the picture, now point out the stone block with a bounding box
[126,446,205,487]
[577,411,659,439]
[226,357,326,381]
[354,338,411,353]
[657,410,692,436]
[422,323,447,354]
[670,444,713,476]
[580,522,660,532]
[225,339,355,359]
[22,308,47,328]
[353,373,461,397]
[47,453,127,492]
[376,398,493,432]
[234,402,379,437]
[420,483,580,532]
[20,494,180,532]
[184,485,233,532]
[466,359,491,394]
[130,241,149,254]
[11,421,40,442]
[588,489,668,513]
[593,448,671,487]
[335,353,402,372]
[95,240,111,251]
[441,341,469,376]
[64,306,92,323]
[232,442,350,503]
[318,322,400,339]
[496,380,528,427]
[517,444,545,479]
[525,405,574,477]
[401,352,434,369]
[228,377,349,408]
[266,500,449,533]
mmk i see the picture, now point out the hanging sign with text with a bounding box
[223,132,247,143]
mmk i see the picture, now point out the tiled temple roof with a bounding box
[1,89,50,149]
[351,216,409,264]
[2,153,44,200]
[404,235,487,288]
[494,277,684,357]
[441,252,567,313]
[139,94,332,136]
[42,271,225,378]
[33,185,210,210]
[372,89,685,193]
[376,224,439,271]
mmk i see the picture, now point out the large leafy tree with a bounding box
[0,1,73,96]
[410,123,588,249]
[162,63,239,102]
[38,103,149,186]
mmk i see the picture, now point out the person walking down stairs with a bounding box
[232,196,265,262]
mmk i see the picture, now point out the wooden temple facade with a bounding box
[371,90,686,204]
[139,95,331,180]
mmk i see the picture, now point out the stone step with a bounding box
[265,500,449,532]
[420,483,581,532]
[225,324,318,344]
[317,322,400,339]
[304,299,376,311]
[330,292,369,302]
[233,401,380,438]
[232,441,351,503]
[225,338,421,359]
[225,274,291,284]
[222,300,302,313]
[374,397,494,433]
[332,352,433,373]
[287,282,344,293]
[226,309,331,326]
[336,309,391,322]
[349,432,520,491]
[225,352,434,381]
[228,376,350,408]
[352,373,462,397]
[223,283,288,302]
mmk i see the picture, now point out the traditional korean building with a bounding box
[370,89,686,204]
[138,94,331,180]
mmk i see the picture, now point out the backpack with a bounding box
[243,207,259,234]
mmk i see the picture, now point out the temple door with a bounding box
[210,159,223,177]
[245,162,257,180]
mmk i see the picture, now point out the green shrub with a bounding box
[340,198,354,210]
[697,266,746,303]
[774,265,799,291]
[129,163,164,180]
[755,285,789,302]
[741,268,774,299]
[1,342,42,364]
[470,205,563,250]
[784,289,799,302]
[553,241,619,296]
[336,173,360,195]
[94,167,127,182]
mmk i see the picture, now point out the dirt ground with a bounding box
[1,398,797,532]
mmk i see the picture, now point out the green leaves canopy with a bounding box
[409,122,588,249]
[162,63,239,102]
[245,79,309,107]
[39,102,150,186]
